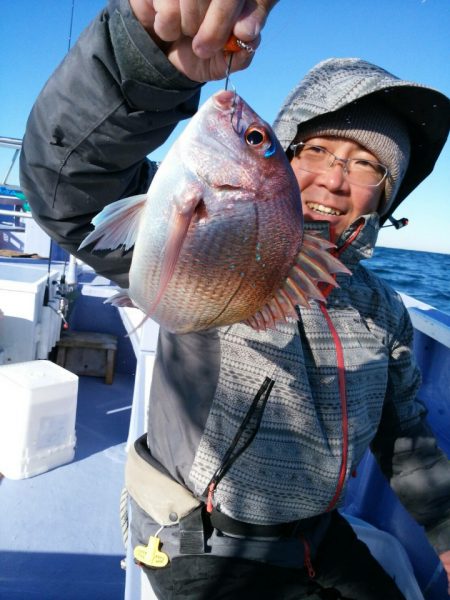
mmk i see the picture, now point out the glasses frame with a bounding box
[289,142,389,188]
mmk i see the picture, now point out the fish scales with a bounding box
[80,90,350,333]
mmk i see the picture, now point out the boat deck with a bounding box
[1,371,134,599]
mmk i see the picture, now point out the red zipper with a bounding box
[301,536,316,578]
[319,220,364,300]
[320,303,349,512]
[206,481,216,514]
[318,221,363,508]
[336,219,364,257]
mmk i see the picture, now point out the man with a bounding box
[20,1,450,598]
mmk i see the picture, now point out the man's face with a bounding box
[290,136,384,239]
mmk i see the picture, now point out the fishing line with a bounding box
[67,0,76,51]
[225,53,234,91]
[47,0,76,282]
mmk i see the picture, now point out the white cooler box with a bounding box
[0,359,78,479]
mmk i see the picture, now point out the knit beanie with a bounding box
[293,100,411,216]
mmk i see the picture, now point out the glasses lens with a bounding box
[294,144,387,187]
[346,158,386,186]
[294,144,331,177]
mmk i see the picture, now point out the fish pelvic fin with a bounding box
[79,194,147,251]
[104,290,137,308]
[244,232,352,332]
[104,291,149,336]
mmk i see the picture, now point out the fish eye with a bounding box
[245,127,265,146]
[244,125,276,157]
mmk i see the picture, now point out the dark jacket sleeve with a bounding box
[19,0,201,287]
[371,306,450,555]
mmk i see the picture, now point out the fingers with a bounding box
[153,0,260,58]
[134,0,276,82]
[133,0,277,53]
[153,0,241,45]
[191,0,246,58]
[233,0,279,41]
[179,0,210,38]
[129,0,156,34]
[153,0,182,41]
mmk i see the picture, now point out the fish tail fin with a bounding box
[245,233,351,331]
[79,194,147,251]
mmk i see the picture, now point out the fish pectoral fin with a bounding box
[244,233,352,332]
[148,186,203,315]
[79,194,147,251]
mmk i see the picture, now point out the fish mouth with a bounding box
[212,90,237,110]
[196,170,242,191]
[306,202,343,217]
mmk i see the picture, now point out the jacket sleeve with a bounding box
[371,304,450,555]
[19,0,201,287]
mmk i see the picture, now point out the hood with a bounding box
[273,58,450,223]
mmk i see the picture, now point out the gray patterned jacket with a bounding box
[20,0,450,556]
[147,214,449,556]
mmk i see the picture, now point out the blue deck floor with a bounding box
[0,372,135,600]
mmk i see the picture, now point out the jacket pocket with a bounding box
[205,376,275,512]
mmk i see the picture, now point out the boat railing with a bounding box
[0,137,27,231]
[0,136,22,187]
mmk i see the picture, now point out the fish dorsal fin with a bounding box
[244,232,352,331]
[79,194,147,251]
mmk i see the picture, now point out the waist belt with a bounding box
[210,508,317,538]
[147,505,330,569]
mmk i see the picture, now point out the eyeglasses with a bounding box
[289,142,389,187]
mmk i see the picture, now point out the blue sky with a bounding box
[1,0,449,253]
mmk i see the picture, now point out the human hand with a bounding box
[129,0,278,82]
[440,550,450,595]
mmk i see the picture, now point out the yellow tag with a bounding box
[134,536,169,568]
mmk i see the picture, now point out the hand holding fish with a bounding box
[129,0,278,81]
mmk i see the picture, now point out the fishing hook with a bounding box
[223,53,240,133]
[223,36,255,131]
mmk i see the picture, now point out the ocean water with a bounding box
[363,246,450,316]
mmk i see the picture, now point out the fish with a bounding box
[79,90,350,334]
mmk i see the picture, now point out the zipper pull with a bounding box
[206,481,216,513]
